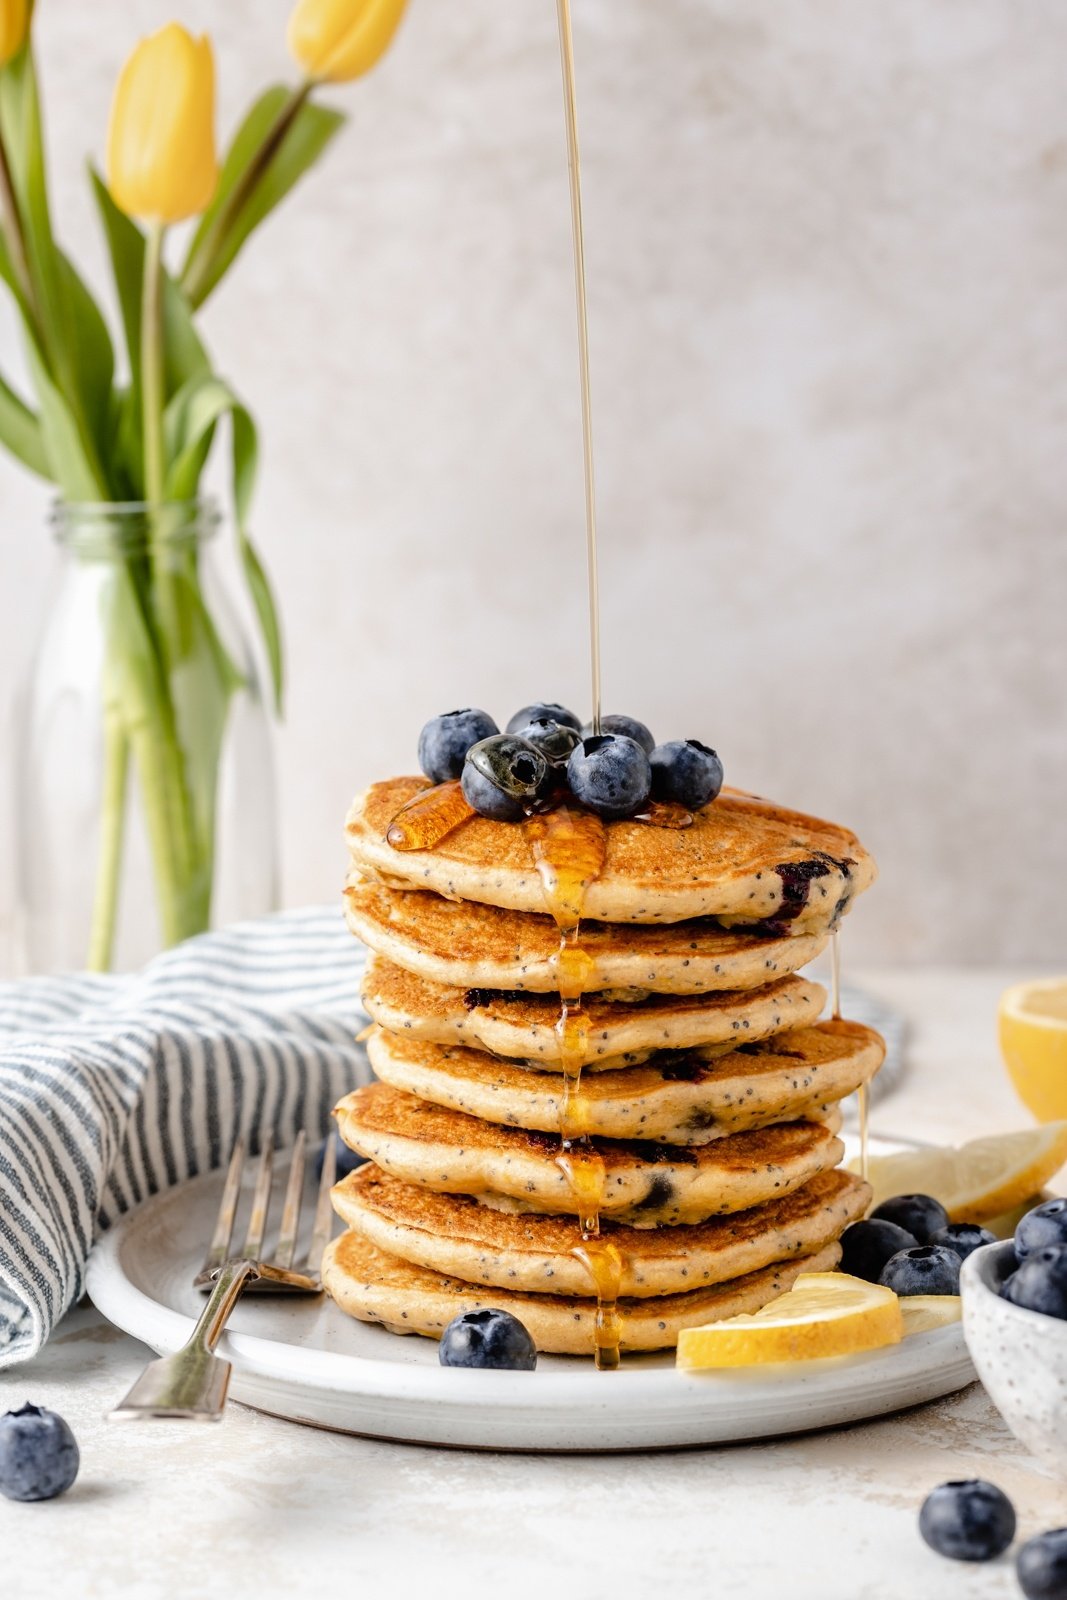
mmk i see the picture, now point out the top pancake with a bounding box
[346,779,876,929]
[344,875,828,994]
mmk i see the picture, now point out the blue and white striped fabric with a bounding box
[0,907,368,1369]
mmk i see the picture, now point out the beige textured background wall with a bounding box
[1,0,1066,966]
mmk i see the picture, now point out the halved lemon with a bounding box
[676,1272,902,1368]
[899,1295,962,1335]
[857,1124,1067,1223]
[1000,979,1067,1124]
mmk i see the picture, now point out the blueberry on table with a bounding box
[919,1480,1016,1562]
[838,1219,918,1283]
[648,740,724,810]
[418,709,499,784]
[928,1222,996,1262]
[870,1193,949,1244]
[439,1309,537,1370]
[580,713,655,754]
[1017,1529,1067,1599]
[512,717,581,765]
[880,1244,961,1296]
[506,702,581,736]
[0,1404,79,1502]
[315,1128,365,1182]
[462,736,548,822]
[566,734,651,819]
[1016,1198,1067,1260]
[1001,1244,1067,1320]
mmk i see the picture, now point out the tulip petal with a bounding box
[287,0,408,85]
[107,24,219,224]
[0,0,29,69]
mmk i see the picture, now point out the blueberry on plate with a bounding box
[928,1222,996,1262]
[315,1128,365,1182]
[1017,1528,1067,1599]
[1016,1198,1067,1261]
[439,1309,537,1370]
[838,1219,918,1284]
[648,740,724,810]
[919,1479,1016,1562]
[511,717,581,765]
[462,736,548,822]
[880,1244,961,1296]
[566,734,652,820]
[1001,1244,1067,1320]
[418,709,499,784]
[870,1193,949,1244]
[0,1404,79,1503]
[580,714,655,755]
[506,703,581,736]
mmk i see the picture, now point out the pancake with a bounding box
[344,875,828,995]
[322,1229,843,1354]
[335,1082,845,1226]
[331,1165,870,1298]
[346,779,876,931]
[366,1020,883,1143]
[362,954,826,1066]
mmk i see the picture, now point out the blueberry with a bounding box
[1001,1244,1067,1320]
[566,734,651,820]
[1016,1198,1067,1260]
[919,1480,1016,1562]
[928,1222,996,1262]
[418,709,498,784]
[462,736,547,822]
[0,1404,79,1502]
[315,1128,365,1182]
[1018,1529,1067,1599]
[580,714,655,755]
[880,1244,961,1296]
[511,717,581,765]
[870,1193,949,1244]
[648,740,724,810]
[838,1219,918,1283]
[506,703,581,736]
[439,1308,537,1370]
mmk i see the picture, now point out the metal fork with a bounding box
[109,1130,336,1422]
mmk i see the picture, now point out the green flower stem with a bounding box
[86,710,128,971]
[181,80,311,310]
[141,223,166,504]
[0,125,43,341]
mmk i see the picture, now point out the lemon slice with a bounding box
[676,1272,902,1369]
[1000,979,1067,1123]
[857,1125,1067,1223]
[899,1295,962,1335]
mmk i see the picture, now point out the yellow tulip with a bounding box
[287,0,408,85]
[0,0,29,67]
[106,24,218,225]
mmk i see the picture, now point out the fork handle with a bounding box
[109,1260,257,1421]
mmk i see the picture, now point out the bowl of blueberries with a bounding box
[960,1196,1067,1476]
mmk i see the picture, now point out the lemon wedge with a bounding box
[857,1125,1067,1224]
[899,1295,962,1335]
[1000,979,1067,1123]
[676,1272,902,1369]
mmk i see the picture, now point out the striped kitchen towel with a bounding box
[0,906,369,1369]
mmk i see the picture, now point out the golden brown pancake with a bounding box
[346,779,876,931]
[344,874,829,995]
[336,1081,845,1226]
[361,953,826,1066]
[322,1229,843,1354]
[366,1020,883,1143]
[331,1165,870,1298]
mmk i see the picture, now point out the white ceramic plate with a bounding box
[86,1139,975,1452]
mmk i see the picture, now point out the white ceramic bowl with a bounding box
[962,1239,1067,1472]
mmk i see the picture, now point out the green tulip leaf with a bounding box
[0,368,49,479]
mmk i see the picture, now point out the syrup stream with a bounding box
[556,0,602,737]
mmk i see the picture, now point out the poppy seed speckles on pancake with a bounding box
[321,1230,845,1355]
[360,952,827,1065]
[335,1081,845,1225]
[346,779,876,931]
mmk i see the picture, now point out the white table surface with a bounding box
[2,966,1064,1600]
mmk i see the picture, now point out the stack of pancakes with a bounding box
[323,777,882,1357]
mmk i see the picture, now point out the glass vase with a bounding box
[15,499,278,973]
